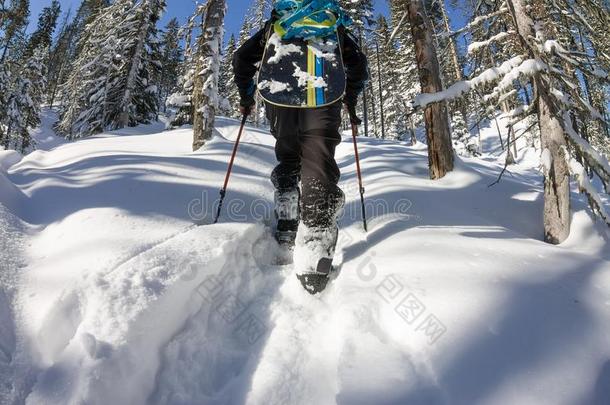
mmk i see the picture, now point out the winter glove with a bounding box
[239,96,255,116]
[239,82,256,116]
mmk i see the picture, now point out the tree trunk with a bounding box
[538,89,570,243]
[507,0,570,244]
[192,0,226,151]
[437,0,462,83]
[116,1,151,129]
[407,0,454,179]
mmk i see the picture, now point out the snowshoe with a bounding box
[296,257,335,294]
[294,225,339,294]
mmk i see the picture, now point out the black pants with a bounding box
[267,101,344,228]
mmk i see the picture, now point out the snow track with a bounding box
[28,223,278,405]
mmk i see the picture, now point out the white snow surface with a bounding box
[257,79,292,94]
[292,62,327,88]
[1,109,609,405]
[267,33,303,64]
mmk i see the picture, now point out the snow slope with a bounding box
[1,110,609,405]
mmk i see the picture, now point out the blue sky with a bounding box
[29,0,391,38]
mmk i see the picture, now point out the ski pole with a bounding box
[350,120,368,232]
[213,113,249,224]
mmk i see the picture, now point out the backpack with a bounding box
[256,0,351,108]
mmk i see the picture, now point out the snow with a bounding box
[292,62,327,88]
[293,224,337,276]
[166,93,190,107]
[307,38,337,62]
[0,150,22,172]
[258,79,292,94]
[467,31,513,55]
[562,111,610,179]
[567,156,610,224]
[540,148,552,172]
[412,56,524,108]
[267,33,303,64]
[486,58,547,101]
[1,109,609,404]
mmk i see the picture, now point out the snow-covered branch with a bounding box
[442,6,508,38]
[468,31,514,55]
[562,111,610,189]
[411,55,525,108]
[485,58,547,101]
[566,153,610,226]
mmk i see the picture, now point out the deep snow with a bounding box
[0,109,609,405]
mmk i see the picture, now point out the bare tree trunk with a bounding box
[192,0,226,151]
[368,81,378,137]
[437,0,462,83]
[116,1,151,129]
[507,0,570,244]
[436,0,469,135]
[407,0,454,179]
[538,91,570,243]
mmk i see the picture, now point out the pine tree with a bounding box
[46,0,110,106]
[338,0,374,30]
[389,0,420,143]
[46,9,74,106]
[372,15,398,139]
[158,17,183,111]
[251,0,269,31]
[55,0,123,137]
[56,0,166,138]
[237,12,254,47]
[167,12,196,127]
[70,0,110,57]
[235,2,266,126]
[0,64,12,146]
[24,0,60,58]
[192,0,226,150]
[1,0,29,63]
[3,47,46,152]
[218,33,239,117]
[113,0,165,129]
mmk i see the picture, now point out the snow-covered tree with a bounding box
[46,0,110,106]
[338,0,374,31]
[237,11,254,47]
[251,0,270,31]
[158,17,183,110]
[389,0,420,143]
[218,33,239,118]
[23,0,59,58]
[409,0,610,242]
[192,0,226,150]
[167,12,196,127]
[0,64,12,146]
[372,15,404,139]
[2,47,47,151]
[112,0,165,129]
[0,0,29,64]
[55,0,166,138]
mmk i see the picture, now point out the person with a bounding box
[233,6,368,294]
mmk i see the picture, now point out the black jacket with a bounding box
[232,18,368,106]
